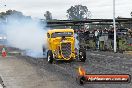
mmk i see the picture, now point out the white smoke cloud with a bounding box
[4,15,48,58]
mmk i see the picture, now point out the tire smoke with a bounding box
[4,15,48,58]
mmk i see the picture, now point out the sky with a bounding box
[0,0,132,19]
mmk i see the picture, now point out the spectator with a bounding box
[108,29,114,49]
[94,29,100,50]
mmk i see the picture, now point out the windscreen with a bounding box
[51,32,73,38]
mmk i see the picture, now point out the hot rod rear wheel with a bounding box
[47,50,53,64]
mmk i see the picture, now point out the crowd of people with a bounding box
[75,28,132,51]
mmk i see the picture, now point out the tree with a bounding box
[130,11,132,18]
[67,5,91,20]
[0,10,32,23]
[44,11,52,20]
[0,10,26,18]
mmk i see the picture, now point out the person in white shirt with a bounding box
[94,29,100,50]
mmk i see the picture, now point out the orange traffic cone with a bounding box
[1,48,7,57]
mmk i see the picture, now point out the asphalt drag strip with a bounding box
[0,55,86,88]
[0,50,132,88]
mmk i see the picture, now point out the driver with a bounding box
[61,36,66,42]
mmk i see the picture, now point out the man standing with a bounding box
[94,29,100,50]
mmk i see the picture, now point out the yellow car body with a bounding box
[47,29,76,61]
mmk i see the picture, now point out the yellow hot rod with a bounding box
[45,29,86,64]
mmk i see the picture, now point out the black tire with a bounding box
[76,76,86,85]
[47,50,53,64]
[79,51,86,62]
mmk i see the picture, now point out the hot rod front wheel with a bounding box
[76,76,86,85]
[47,50,53,64]
[79,51,86,62]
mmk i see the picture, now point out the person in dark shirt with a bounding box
[108,29,114,49]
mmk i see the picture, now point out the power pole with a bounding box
[113,0,117,52]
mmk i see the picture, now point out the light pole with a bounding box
[113,0,116,52]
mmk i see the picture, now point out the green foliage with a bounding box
[67,5,91,20]
[44,11,52,21]
[0,10,31,23]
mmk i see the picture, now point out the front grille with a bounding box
[61,42,71,58]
